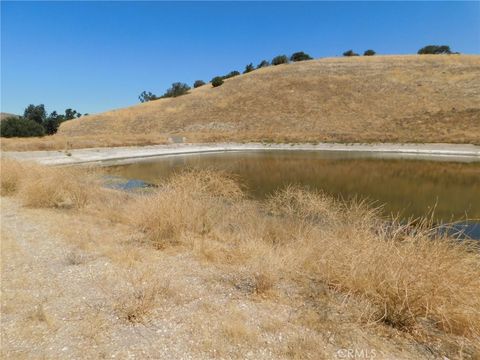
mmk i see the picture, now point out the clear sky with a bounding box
[1,1,479,115]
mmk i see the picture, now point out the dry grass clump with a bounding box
[265,185,337,220]
[301,222,480,336]
[107,266,171,323]
[0,158,26,195]
[130,169,243,248]
[19,167,98,209]
[1,158,99,208]
[127,173,480,341]
[220,307,260,344]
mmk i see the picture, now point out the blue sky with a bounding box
[1,1,479,115]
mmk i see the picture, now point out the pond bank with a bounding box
[3,142,480,165]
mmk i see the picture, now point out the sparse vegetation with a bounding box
[243,63,254,73]
[271,55,289,65]
[257,60,269,68]
[418,45,453,54]
[193,80,206,88]
[290,51,313,62]
[139,91,159,103]
[223,70,240,79]
[211,76,224,87]
[161,82,191,98]
[343,49,359,56]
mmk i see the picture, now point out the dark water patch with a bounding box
[102,175,157,191]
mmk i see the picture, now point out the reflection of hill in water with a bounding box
[107,152,480,222]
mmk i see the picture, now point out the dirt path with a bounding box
[1,196,437,359]
[3,142,479,166]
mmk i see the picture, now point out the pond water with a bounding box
[106,150,480,236]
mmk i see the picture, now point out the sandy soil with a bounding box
[3,142,480,166]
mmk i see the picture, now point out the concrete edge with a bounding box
[2,142,480,166]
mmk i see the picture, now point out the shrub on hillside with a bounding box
[223,71,240,79]
[64,108,82,120]
[343,50,359,57]
[1,117,45,137]
[211,76,224,87]
[193,80,206,88]
[257,60,270,68]
[139,91,158,103]
[243,63,255,73]
[364,49,376,56]
[418,45,452,55]
[290,51,313,62]
[162,82,191,98]
[271,55,289,65]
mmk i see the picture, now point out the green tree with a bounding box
[343,50,359,57]
[162,82,191,98]
[271,55,289,65]
[43,108,82,135]
[64,108,81,120]
[243,63,255,73]
[1,117,45,137]
[139,91,158,103]
[290,51,313,62]
[23,104,47,124]
[43,111,62,135]
[211,76,224,87]
[417,45,452,55]
[257,60,269,68]
[223,71,240,79]
[43,118,59,135]
[363,49,376,56]
[193,80,206,88]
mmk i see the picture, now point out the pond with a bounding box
[105,150,480,237]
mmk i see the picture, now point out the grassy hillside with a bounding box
[58,55,480,145]
[0,112,19,121]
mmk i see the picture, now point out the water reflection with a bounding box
[106,151,480,223]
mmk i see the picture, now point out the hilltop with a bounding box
[57,55,480,145]
[0,112,19,121]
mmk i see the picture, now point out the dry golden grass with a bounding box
[0,158,25,195]
[2,55,479,152]
[126,169,480,340]
[1,158,99,208]
[57,55,479,145]
[2,159,480,355]
[0,133,169,151]
[129,169,244,248]
[107,265,171,323]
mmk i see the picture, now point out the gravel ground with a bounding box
[1,197,438,359]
